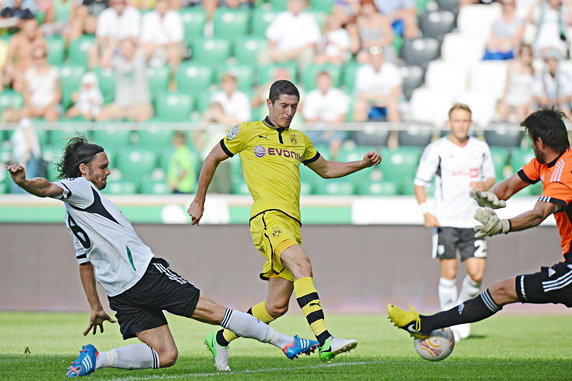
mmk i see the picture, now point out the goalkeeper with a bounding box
[388,106,572,339]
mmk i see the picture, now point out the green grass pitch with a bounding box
[1,311,571,380]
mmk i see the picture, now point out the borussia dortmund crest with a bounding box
[272,226,282,237]
[290,134,297,144]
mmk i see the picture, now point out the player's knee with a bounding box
[266,302,289,318]
[159,347,178,368]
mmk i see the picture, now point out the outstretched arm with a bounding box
[489,173,530,201]
[6,163,63,198]
[307,151,381,179]
[79,262,116,336]
[187,143,230,225]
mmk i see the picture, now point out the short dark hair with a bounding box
[268,80,299,103]
[56,137,104,179]
[521,106,570,152]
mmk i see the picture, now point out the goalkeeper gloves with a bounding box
[474,207,511,238]
[473,190,506,209]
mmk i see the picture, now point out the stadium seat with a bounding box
[356,180,400,196]
[102,179,138,195]
[436,0,459,14]
[140,178,171,194]
[509,147,535,171]
[137,125,174,148]
[231,177,250,195]
[353,127,390,147]
[441,33,485,64]
[147,66,170,100]
[398,123,434,146]
[176,63,213,94]
[484,123,524,147]
[215,64,255,92]
[309,10,328,29]
[48,123,89,152]
[341,61,362,92]
[234,36,268,66]
[191,38,232,65]
[453,90,497,127]
[214,8,250,40]
[310,0,333,12]
[418,10,456,42]
[116,146,158,183]
[468,61,508,102]
[68,35,95,68]
[425,60,469,93]
[155,92,193,122]
[338,145,378,162]
[268,0,287,11]
[302,64,342,91]
[59,65,86,109]
[179,7,207,41]
[94,67,116,104]
[457,3,501,42]
[381,146,421,183]
[46,37,65,66]
[489,146,509,180]
[401,37,440,69]
[408,87,452,127]
[0,90,24,114]
[400,65,425,100]
[313,179,355,195]
[257,64,298,86]
[251,8,278,37]
[91,127,133,154]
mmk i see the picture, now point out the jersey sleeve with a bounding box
[518,158,541,184]
[301,132,320,165]
[52,178,95,208]
[220,124,248,157]
[539,180,572,209]
[414,143,439,186]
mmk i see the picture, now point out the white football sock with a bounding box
[438,277,458,311]
[221,309,292,349]
[96,344,159,370]
[457,275,481,303]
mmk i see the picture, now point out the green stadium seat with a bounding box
[302,64,342,91]
[509,147,535,171]
[68,35,95,68]
[490,146,509,180]
[0,143,11,163]
[300,181,313,195]
[310,0,334,12]
[102,179,139,195]
[155,92,193,122]
[342,62,361,92]
[59,65,86,109]
[215,64,255,92]
[214,8,251,40]
[137,125,174,148]
[140,178,171,194]
[48,124,88,152]
[313,179,355,195]
[116,147,158,183]
[191,38,232,65]
[46,37,65,66]
[300,163,319,186]
[91,127,133,154]
[0,90,24,114]
[381,146,421,182]
[309,10,327,29]
[356,180,400,196]
[257,64,298,86]
[269,0,287,10]
[176,63,213,94]
[179,7,206,41]
[234,36,268,66]
[231,177,250,195]
[147,66,170,100]
[337,146,377,162]
[251,8,278,37]
[94,67,116,104]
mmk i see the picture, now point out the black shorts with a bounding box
[516,261,572,307]
[108,258,201,339]
[433,227,487,261]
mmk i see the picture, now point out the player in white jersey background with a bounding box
[414,103,496,341]
[6,137,319,377]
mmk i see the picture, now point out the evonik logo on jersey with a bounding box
[253,146,302,161]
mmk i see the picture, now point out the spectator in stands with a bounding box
[532,47,572,118]
[21,42,61,123]
[482,0,525,60]
[527,0,572,58]
[302,71,350,159]
[1,0,37,20]
[70,0,109,38]
[97,39,153,122]
[356,0,396,64]
[9,117,40,194]
[332,0,360,25]
[202,73,251,123]
[375,0,419,40]
[2,18,44,92]
[353,46,402,148]
[167,131,197,194]
[141,0,184,90]
[315,13,353,65]
[41,0,76,42]
[265,0,321,72]
[130,0,156,11]
[66,71,104,121]
[252,67,292,110]
[498,44,535,122]
[89,0,140,68]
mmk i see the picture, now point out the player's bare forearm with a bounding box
[6,163,63,197]
[308,151,381,178]
[489,173,529,201]
[508,201,555,232]
[79,263,104,313]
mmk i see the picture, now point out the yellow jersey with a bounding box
[220,117,320,223]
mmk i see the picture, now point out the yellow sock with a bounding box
[294,277,330,345]
[220,301,275,344]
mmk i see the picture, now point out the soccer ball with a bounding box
[413,327,455,361]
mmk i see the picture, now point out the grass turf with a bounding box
[1,312,571,380]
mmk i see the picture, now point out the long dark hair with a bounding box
[56,137,104,179]
[521,106,570,153]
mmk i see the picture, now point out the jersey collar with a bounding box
[263,116,288,133]
[546,149,568,167]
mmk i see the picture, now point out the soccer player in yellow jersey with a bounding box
[188,80,381,370]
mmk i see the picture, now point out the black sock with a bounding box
[422,289,502,333]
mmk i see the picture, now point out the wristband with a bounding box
[419,202,431,215]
